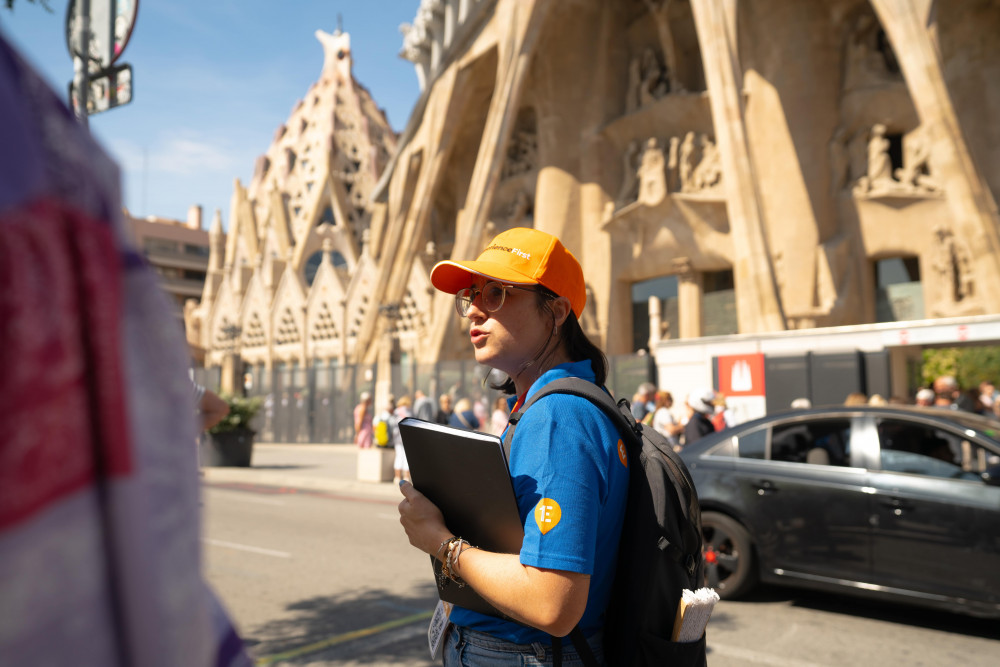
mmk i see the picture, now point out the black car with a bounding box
[678,405,1000,618]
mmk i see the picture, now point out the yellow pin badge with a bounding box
[534,498,562,534]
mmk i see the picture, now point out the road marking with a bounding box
[254,610,433,665]
[203,538,291,559]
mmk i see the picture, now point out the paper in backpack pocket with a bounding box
[671,587,720,642]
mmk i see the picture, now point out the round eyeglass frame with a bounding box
[454,281,538,317]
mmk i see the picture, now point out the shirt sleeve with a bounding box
[509,395,620,575]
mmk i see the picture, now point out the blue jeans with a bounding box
[443,626,605,666]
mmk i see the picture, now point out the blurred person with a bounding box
[353,391,374,448]
[413,389,436,422]
[631,381,657,422]
[844,392,868,406]
[0,32,250,665]
[393,395,413,483]
[790,397,812,409]
[868,394,888,406]
[915,387,936,407]
[373,395,397,447]
[979,381,996,414]
[650,390,682,450]
[473,395,489,430]
[684,388,717,446]
[933,375,976,411]
[710,393,730,431]
[435,393,453,425]
[449,397,479,430]
[490,395,510,436]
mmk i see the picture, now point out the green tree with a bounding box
[923,346,1000,389]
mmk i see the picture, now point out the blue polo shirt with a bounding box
[449,360,629,644]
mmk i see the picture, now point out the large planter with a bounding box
[202,428,255,467]
[357,446,395,482]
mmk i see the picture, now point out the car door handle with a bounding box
[754,480,778,496]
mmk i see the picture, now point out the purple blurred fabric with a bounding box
[0,32,251,667]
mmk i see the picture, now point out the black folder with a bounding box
[398,417,524,617]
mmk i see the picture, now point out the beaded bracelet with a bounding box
[436,536,462,586]
[435,536,477,588]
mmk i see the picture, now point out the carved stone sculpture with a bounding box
[639,48,670,107]
[854,124,901,195]
[637,137,668,206]
[895,127,941,194]
[843,13,902,91]
[867,124,893,183]
[678,131,698,193]
[692,136,722,191]
[666,136,680,192]
[641,0,685,93]
[934,226,975,304]
[507,191,534,226]
[501,113,538,180]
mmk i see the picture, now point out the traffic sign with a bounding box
[69,62,133,116]
[66,0,138,73]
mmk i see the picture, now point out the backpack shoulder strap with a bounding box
[501,377,634,464]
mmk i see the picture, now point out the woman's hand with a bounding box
[398,481,452,557]
[397,481,589,635]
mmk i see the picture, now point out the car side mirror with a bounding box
[982,465,1000,486]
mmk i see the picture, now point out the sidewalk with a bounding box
[200,442,403,501]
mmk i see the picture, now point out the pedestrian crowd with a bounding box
[629,381,732,450]
[839,375,1000,418]
[352,388,513,483]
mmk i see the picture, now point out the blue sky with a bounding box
[0,1,421,228]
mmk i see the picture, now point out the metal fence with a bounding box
[194,354,655,444]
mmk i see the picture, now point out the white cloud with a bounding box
[153,136,241,176]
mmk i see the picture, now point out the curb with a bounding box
[201,468,402,500]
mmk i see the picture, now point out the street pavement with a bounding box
[201,442,404,501]
[201,443,1000,667]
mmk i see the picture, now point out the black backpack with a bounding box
[503,377,707,667]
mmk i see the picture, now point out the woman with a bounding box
[393,395,412,483]
[683,388,716,447]
[398,227,628,665]
[353,391,373,448]
[649,390,682,451]
[448,397,479,431]
[490,395,510,436]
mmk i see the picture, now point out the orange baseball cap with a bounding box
[430,227,587,318]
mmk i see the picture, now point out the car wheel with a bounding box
[702,511,757,599]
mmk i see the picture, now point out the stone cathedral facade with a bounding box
[188,0,1000,398]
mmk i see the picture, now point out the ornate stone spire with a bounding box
[315,28,352,83]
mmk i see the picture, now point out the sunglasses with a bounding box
[454,281,538,317]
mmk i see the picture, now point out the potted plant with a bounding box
[201,394,263,467]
